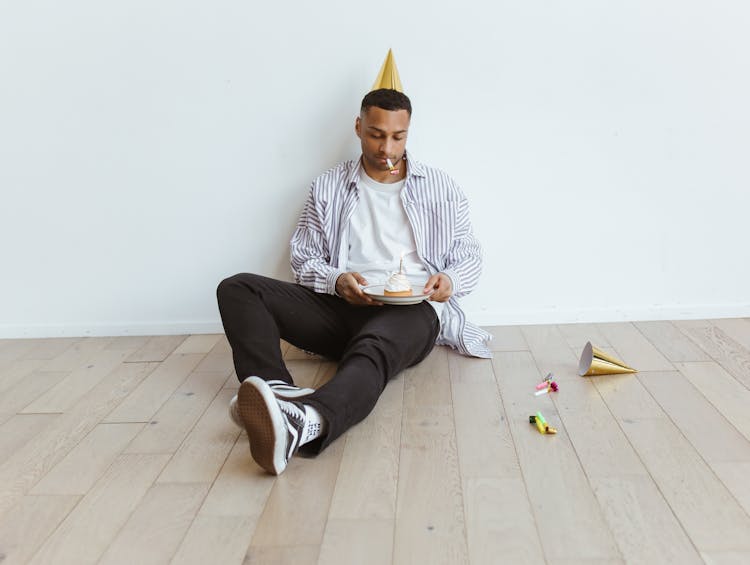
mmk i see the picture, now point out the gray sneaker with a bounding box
[228,379,314,429]
[266,379,315,399]
[238,377,307,475]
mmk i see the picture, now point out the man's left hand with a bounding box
[423,273,453,302]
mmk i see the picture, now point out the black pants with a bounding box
[216,273,440,453]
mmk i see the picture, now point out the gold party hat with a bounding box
[578,341,637,376]
[371,49,403,92]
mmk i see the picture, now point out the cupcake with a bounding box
[384,271,412,296]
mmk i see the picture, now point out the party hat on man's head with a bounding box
[371,49,403,92]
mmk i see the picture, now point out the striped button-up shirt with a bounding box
[290,152,492,358]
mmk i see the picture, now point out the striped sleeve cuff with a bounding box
[326,268,345,296]
[441,269,460,295]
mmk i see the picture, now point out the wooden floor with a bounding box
[1,320,750,564]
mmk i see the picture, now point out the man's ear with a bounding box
[355,116,361,139]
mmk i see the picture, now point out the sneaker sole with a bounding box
[228,396,242,428]
[238,377,287,475]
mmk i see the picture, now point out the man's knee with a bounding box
[217,273,256,303]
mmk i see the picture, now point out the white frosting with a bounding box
[385,271,411,293]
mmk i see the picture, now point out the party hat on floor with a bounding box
[578,341,637,376]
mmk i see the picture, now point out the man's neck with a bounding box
[360,156,407,184]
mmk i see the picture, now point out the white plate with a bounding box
[361,284,433,305]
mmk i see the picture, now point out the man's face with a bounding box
[355,106,410,173]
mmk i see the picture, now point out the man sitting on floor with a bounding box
[216,55,491,475]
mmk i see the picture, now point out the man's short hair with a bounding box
[361,89,412,117]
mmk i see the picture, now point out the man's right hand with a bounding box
[335,272,382,306]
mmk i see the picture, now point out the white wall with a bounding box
[1,1,749,338]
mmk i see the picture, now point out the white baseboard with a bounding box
[466,303,750,327]
[1,303,748,339]
[0,321,225,339]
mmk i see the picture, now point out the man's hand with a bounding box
[423,273,453,302]
[336,272,382,306]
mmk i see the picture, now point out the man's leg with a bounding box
[216,273,351,383]
[300,301,440,454]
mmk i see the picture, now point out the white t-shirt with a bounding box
[345,169,444,320]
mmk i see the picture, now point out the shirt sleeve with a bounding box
[440,194,483,299]
[289,184,345,295]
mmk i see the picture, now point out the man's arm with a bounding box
[435,195,482,300]
[289,186,344,295]
[290,183,382,306]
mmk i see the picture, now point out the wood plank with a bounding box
[449,354,544,563]
[0,371,68,422]
[172,334,223,355]
[712,318,750,351]
[463,477,545,565]
[103,353,205,422]
[26,453,170,565]
[103,335,150,351]
[125,335,187,362]
[673,319,713,329]
[634,320,711,362]
[156,388,240,483]
[394,348,469,565]
[675,323,750,389]
[700,550,750,564]
[492,349,622,563]
[197,438,275,517]
[21,338,81,361]
[557,322,611,349]
[98,482,209,565]
[224,371,239,390]
[22,349,135,413]
[595,322,674,371]
[598,376,750,552]
[0,359,45,393]
[326,375,403,520]
[124,370,227,454]
[0,361,157,518]
[711,461,750,517]
[0,414,58,462]
[675,361,750,443]
[0,495,80,565]
[193,335,234,373]
[284,358,326,390]
[0,338,37,363]
[39,336,112,372]
[250,434,345,547]
[244,545,319,564]
[450,355,521,478]
[590,475,703,565]
[318,519,393,565]
[31,423,144,495]
[310,360,338,389]
[636,370,750,463]
[170,514,255,565]
[485,325,528,351]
